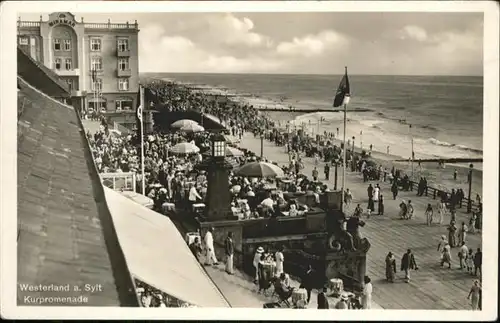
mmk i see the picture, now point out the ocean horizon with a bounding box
[143,72,484,169]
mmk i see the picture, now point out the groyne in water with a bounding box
[254,107,373,113]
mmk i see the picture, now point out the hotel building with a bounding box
[17,12,140,115]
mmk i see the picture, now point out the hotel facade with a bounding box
[17,12,140,114]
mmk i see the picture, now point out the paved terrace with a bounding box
[238,132,482,310]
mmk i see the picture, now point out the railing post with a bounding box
[433,189,436,199]
[113,176,116,190]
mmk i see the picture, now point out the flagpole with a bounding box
[341,102,347,213]
[140,85,146,196]
[409,124,414,179]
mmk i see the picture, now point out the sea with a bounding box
[152,73,483,170]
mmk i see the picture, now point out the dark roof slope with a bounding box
[17,47,70,98]
[17,77,139,306]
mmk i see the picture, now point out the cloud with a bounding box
[203,14,273,48]
[400,25,428,41]
[276,30,349,57]
[138,23,282,73]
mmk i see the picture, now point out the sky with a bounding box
[21,12,484,75]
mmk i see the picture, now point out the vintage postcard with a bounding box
[0,0,498,321]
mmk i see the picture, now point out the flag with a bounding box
[333,66,350,107]
[135,86,143,140]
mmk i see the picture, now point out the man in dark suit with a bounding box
[317,287,329,309]
[224,232,234,275]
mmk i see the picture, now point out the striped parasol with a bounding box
[180,123,205,133]
[171,119,199,129]
[170,142,200,154]
[235,161,285,178]
[225,146,244,157]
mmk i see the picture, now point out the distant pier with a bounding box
[393,158,483,164]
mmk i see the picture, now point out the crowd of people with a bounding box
[86,80,482,310]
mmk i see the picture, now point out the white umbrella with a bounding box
[180,123,205,133]
[171,119,199,129]
[170,142,200,154]
[225,146,244,157]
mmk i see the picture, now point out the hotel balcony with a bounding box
[117,69,132,77]
[56,68,80,77]
[117,49,131,57]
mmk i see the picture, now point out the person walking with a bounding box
[458,241,468,270]
[401,249,418,283]
[440,242,452,269]
[367,184,374,200]
[312,167,319,182]
[204,227,219,266]
[385,252,396,282]
[425,204,434,225]
[377,194,385,215]
[300,264,316,304]
[362,276,373,309]
[324,163,330,181]
[448,221,457,248]
[345,189,353,210]
[466,249,475,275]
[407,200,414,219]
[373,184,380,202]
[437,199,446,224]
[391,182,399,200]
[253,246,264,283]
[275,246,285,277]
[458,221,468,245]
[474,248,482,277]
[317,287,330,309]
[467,280,481,310]
[224,232,234,275]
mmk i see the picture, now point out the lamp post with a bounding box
[360,131,363,151]
[467,163,474,213]
[351,136,355,172]
[260,133,264,159]
[204,132,232,221]
[334,159,339,191]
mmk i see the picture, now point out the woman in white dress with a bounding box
[275,246,285,277]
[373,185,380,202]
[253,246,264,283]
[362,276,373,309]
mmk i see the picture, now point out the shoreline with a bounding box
[144,77,483,196]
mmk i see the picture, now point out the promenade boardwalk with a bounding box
[239,133,482,310]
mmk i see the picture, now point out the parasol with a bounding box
[180,123,205,133]
[170,142,200,154]
[225,146,244,157]
[224,134,240,144]
[171,119,199,129]
[235,161,285,178]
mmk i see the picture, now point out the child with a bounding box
[366,208,372,219]
[466,249,475,275]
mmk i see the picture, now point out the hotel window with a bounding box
[92,78,103,92]
[54,58,62,70]
[63,39,71,51]
[65,58,72,70]
[19,37,28,45]
[117,38,129,52]
[118,58,129,71]
[116,99,133,111]
[90,38,101,51]
[54,39,61,51]
[91,57,102,71]
[118,78,129,91]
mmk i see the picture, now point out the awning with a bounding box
[119,190,153,209]
[103,187,230,308]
